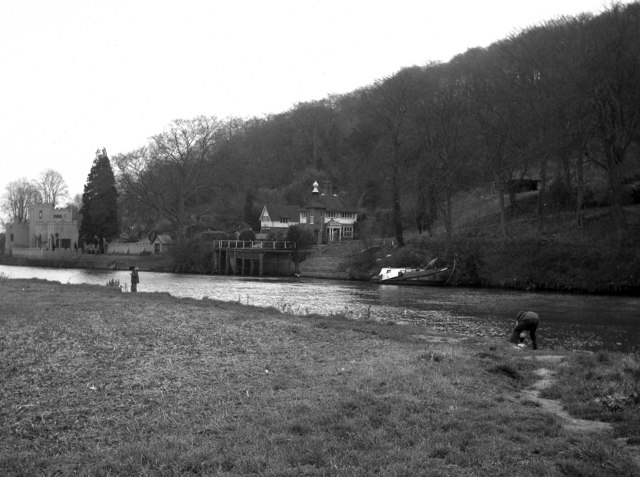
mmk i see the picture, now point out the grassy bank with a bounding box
[352,197,640,295]
[1,279,639,476]
[0,252,173,273]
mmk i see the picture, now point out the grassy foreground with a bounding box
[1,279,639,476]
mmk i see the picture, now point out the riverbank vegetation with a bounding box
[1,279,639,475]
[350,191,640,294]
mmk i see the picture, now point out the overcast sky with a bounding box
[0,0,628,216]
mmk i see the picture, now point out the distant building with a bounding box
[5,203,79,255]
[260,180,357,244]
[152,233,175,253]
[259,204,301,237]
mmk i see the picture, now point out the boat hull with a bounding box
[371,261,455,286]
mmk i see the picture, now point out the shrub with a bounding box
[171,239,216,274]
[200,230,229,242]
[286,225,316,249]
[547,179,575,208]
[238,229,256,241]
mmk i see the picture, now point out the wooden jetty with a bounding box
[211,240,298,276]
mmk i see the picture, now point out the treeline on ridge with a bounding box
[114,3,640,255]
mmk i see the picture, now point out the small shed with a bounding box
[152,234,175,253]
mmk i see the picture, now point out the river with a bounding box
[1,264,638,353]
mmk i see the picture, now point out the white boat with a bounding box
[371,261,455,286]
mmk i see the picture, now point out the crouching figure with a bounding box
[509,311,539,350]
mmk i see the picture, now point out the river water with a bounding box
[1,264,638,353]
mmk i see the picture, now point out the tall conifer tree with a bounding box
[79,148,119,252]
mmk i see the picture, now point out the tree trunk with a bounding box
[391,158,404,247]
[536,156,547,238]
[443,184,453,255]
[494,172,508,238]
[607,157,627,249]
[575,153,585,228]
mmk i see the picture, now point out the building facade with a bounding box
[5,203,79,254]
[259,181,357,244]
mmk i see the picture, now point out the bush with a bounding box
[200,230,229,242]
[385,248,424,268]
[623,175,640,204]
[171,239,216,274]
[286,225,316,249]
[238,229,256,241]
[547,180,575,208]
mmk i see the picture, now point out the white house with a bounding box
[260,181,357,244]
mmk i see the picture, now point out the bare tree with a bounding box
[114,116,220,242]
[582,6,640,248]
[366,67,424,247]
[65,193,83,221]
[2,178,41,224]
[38,169,69,208]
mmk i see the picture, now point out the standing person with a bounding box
[130,266,139,292]
[509,311,539,349]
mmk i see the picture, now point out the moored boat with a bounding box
[371,260,455,286]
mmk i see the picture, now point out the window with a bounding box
[280,217,288,223]
[39,210,42,219]
[10,233,14,242]
[310,215,314,225]
[343,226,353,238]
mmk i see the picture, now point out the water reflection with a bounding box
[1,264,638,352]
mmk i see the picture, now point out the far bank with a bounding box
[2,231,639,296]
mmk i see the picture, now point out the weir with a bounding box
[211,240,297,276]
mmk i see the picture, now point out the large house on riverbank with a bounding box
[5,203,79,256]
[260,181,357,244]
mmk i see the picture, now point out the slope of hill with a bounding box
[356,188,640,295]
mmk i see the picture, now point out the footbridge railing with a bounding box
[212,240,296,250]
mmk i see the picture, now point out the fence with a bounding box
[212,240,296,250]
[106,241,152,255]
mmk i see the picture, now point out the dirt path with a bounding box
[522,355,640,467]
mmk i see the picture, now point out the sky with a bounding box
[0,0,630,219]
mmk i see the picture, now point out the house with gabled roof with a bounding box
[259,180,357,244]
[152,233,176,253]
[259,204,301,237]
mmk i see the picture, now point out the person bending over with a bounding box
[509,311,539,350]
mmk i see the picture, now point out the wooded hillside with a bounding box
[114,3,640,253]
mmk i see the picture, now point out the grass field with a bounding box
[1,278,639,476]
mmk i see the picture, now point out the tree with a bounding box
[2,178,41,224]
[415,62,472,250]
[114,116,220,243]
[243,189,260,231]
[581,4,640,248]
[365,67,424,246]
[37,169,68,207]
[79,148,119,252]
[65,193,83,221]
